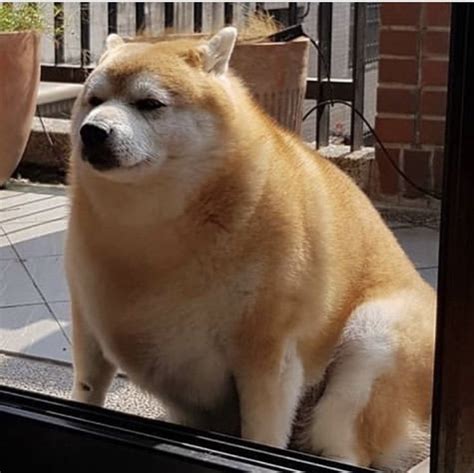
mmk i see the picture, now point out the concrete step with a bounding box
[316,143,375,192]
[37,82,83,119]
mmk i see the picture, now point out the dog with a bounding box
[66,27,436,471]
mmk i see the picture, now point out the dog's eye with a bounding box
[135,99,165,111]
[89,96,103,107]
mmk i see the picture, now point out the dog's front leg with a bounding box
[234,339,304,448]
[71,297,116,406]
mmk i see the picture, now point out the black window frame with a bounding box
[1,385,375,472]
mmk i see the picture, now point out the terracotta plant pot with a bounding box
[230,37,309,134]
[0,31,41,185]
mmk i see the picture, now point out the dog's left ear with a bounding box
[106,33,125,51]
[98,33,125,64]
[198,27,237,75]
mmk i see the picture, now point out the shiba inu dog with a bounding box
[66,27,436,471]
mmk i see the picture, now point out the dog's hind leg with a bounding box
[71,297,116,406]
[307,299,397,467]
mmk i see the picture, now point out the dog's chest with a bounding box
[82,267,253,410]
[140,297,232,408]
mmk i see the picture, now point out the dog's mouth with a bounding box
[82,148,121,171]
[81,148,153,174]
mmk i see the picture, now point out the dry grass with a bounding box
[132,9,282,45]
[237,10,280,43]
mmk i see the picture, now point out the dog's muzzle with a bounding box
[80,123,120,171]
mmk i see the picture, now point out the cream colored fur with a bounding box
[66,28,436,471]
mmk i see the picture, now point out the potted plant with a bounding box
[0,3,43,186]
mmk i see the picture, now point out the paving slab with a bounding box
[0,259,43,306]
[392,226,439,269]
[3,220,66,259]
[0,304,71,363]
[419,267,439,289]
[23,255,70,303]
[49,301,72,340]
[0,227,17,260]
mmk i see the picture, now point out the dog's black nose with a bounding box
[80,123,110,148]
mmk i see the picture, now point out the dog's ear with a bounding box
[105,33,125,51]
[98,34,125,64]
[198,27,237,75]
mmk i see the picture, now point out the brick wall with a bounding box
[375,3,451,201]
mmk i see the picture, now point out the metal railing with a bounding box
[40,2,370,151]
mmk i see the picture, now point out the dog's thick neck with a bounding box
[70,118,272,246]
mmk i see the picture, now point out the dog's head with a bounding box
[71,28,239,183]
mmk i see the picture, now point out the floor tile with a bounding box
[0,259,43,306]
[0,189,25,201]
[23,256,69,303]
[3,219,67,258]
[49,301,72,340]
[0,195,69,225]
[419,267,438,289]
[0,304,71,363]
[393,226,439,269]
[1,192,56,212]
[0,227,17,260]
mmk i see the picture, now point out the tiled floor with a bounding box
[388,222,440,288]
[0,184,71,363]
[0,183,440,365]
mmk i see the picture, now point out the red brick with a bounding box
[425,3,451,27]
[376,146,401,195]
[377,87,416,115]
[379,58,418,85]
[421,59,449,86]
[433,149,445,194]
[420,119,446,146]
[376,116,415,144]
[380,30,419,57]
[423,30,450,57]
[404,149,432,198]
[380,3,421,27]
[420,90,447,116]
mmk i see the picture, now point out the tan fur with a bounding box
[66,31,435,471]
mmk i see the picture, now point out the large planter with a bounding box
[230,37,309,134]
[0,31,41,185]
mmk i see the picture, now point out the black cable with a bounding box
[302,31,335,106]
[303,100,442,200]
[36,107,54,146]
[265,24,334,105]
[36,106,66,167]
[298,3,311,21]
